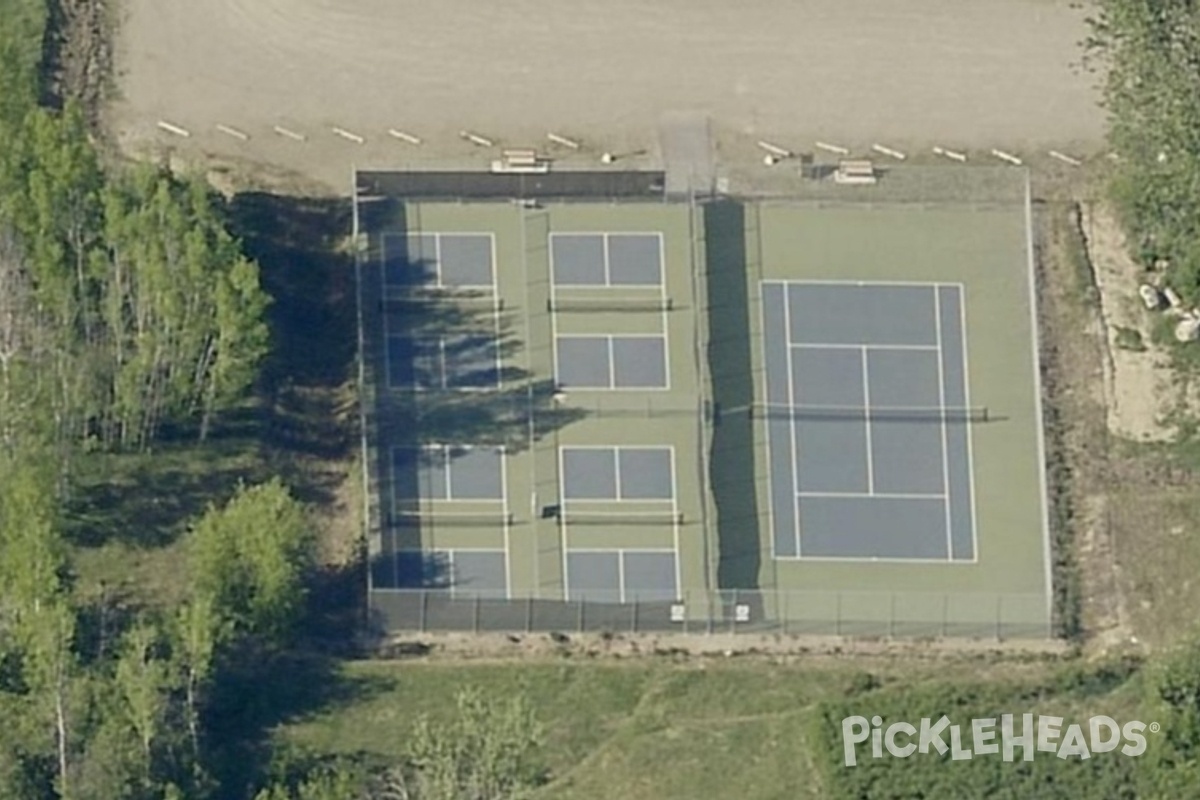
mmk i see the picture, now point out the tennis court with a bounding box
[361,168,1054,637]
[760,280,978,561]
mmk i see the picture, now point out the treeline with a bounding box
[0,4,551,798]
[0,101,269,456]
[1087,0,1200,304]
[0,477,310,798]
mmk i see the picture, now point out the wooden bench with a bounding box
[502,148,539,168]
[491,148,550,174]
[834,159,877,185]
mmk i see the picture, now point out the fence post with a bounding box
[631,597,639,634]
[473,594,481,634]
[941,594,948,637]
[730,589,739,634]
[525,596,533,633]
[706,589,714,635]
[420,590,429,633]
[781,590,789,636]
[577,598,585,634]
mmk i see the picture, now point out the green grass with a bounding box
[279,661,833,799]
[276,657,1074,800]
[64,192,361,611]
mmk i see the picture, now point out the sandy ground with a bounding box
[1080,203,1181,442]
[110,0,1103,189]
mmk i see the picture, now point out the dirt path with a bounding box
[110,0,1102,188]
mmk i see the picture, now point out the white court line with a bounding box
[657,232,672,392]
[957,284,981,563]
[601,231,612,285]
[552,334,671,392]
[560,548,680,603]
[763,278,957,288]
[548,231,668,289]
[782,287,803,558]
[560,445,675,503]
[796,491,945,500]
[432,232,444,286]
[860,347,875,495]
[500,445,512,600]
[617,548,627,603]
[934,286,954,562]
[1023,173,1054,627]
[669,447,682,599]
[556,444,570,600]
[488,233,503,388]
[778,554,975,565]
[606,336,617,389]
[790,342,938,352]
[437,443,453,500]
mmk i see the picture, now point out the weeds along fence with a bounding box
[370,588,1051,640]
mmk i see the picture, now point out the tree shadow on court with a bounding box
[704,200,763,590]
[362,196,584,448]
[361,196,586,594]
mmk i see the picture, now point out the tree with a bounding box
[99,167,271,448]
[171,595,225,764]
[189,480,316,645]
[1139,635,1200,797]
[386,688,544,800]
[1087,1,1200,304]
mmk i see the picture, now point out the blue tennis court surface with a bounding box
[761,281,978,561]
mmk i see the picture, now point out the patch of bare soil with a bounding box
[1035,197,1132,653]
[1039,191,1200,653]
[1078,201,1184,441]
[44,0,111,122]
[374,630,1069,666]
[110,0,1102,189]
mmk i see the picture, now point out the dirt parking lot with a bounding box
[111,0,1103,188]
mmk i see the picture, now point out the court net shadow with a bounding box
[703,200,762,590]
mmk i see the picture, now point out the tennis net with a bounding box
[547,296,674,313]
[746,404,989,423]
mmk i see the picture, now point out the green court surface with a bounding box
[362,199,715,618]
[359,168,1052,637]
[707,198,1050,635]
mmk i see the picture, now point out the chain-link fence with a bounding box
[720,163,1028,208]
[370,588,1050,640]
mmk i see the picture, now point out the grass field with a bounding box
[274,652,1134,800]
